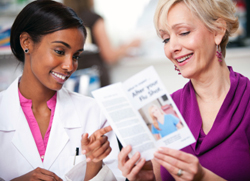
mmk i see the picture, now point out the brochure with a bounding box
[92,66,195,160]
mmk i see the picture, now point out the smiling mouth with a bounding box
[51,71,66,80]
[176,53,193,63]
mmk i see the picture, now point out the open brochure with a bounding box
[92,66,195,160]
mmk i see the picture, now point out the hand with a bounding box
[118,145,155,181]
[81,126,112,163]
[11,167,62,181]
[154,147,204,181]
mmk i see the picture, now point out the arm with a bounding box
[154,147,226,181]
[176,121,183,130]
[93,19,140,64]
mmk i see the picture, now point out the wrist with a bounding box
[87,160,103,171]
[85,161,103,181]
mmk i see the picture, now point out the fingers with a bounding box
[82,135,108,153]
[33,167,62,181]
[82,135,111,162]
[154,147,202,180]
[118,145,132,167]
[90,138,112,162]
[118,146,144,179]
[117,146,155,181]
[126,156,145,177]
[157,147,194,163]
[81,133,89,147]
[81,126,113,163]
[94,125,112,137]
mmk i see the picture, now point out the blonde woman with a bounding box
[149,105,182,140]
[117,0,250,180]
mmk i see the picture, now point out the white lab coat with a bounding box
[0,77,125,181]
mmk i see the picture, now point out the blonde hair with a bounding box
[149,105,164,130]
[154,0,239,57]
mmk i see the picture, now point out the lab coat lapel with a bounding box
[0,77,43,168]
[43,88,81,169]
[12,112,44,168]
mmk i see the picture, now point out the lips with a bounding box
[176,53,193,63]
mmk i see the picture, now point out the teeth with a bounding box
[177,54,192,63]
[52,72,66,80]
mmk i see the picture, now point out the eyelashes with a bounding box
[180,31,190,36]
[54,50,64,55]
[162,39,170,44]
[54,49,80,61]
[162,31,190,44]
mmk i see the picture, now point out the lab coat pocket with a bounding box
[65,155,86,181]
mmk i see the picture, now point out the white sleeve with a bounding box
[100,115,126,181]
[89,164,117,181]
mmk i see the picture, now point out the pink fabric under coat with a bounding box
[18,89,57,162]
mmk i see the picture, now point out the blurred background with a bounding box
[1,0,250,94]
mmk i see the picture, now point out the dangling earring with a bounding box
[216,45,222,62]
[174,65,181,75]
[24,48,29,53]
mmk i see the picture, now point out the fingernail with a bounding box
[126,145,131,150]
[82,150,86,155]
[86,158,91,162]
[158,147,164,151]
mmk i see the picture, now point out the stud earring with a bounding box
[216,45,222,62]
[174,65,181,75]
[24,48,29,53]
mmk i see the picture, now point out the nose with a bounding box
[61,55,74,72]
[169,35,181,54]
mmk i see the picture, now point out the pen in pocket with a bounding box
[73,147,79,165]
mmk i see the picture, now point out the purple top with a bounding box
[161,67,250,181]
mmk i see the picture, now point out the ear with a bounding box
[19,32,32,53]
[214,18,227,45]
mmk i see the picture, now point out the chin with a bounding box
[180,71,192,79]
[49,84,63,91]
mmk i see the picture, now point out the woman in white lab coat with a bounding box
[0,1,123,180]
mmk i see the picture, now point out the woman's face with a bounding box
[151,106,162,118]
[27,28,84,91]
[159,2,217,79]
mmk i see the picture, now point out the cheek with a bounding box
[73,62,78,71]
[164,44,172,59]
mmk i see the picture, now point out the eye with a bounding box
[162,38,170,44]
[54,50,65,55]
[73,55,80,61]
[180,31,190,36]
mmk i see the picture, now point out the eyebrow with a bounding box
[52,41,84,52]
[172,23,189,30]
[52,41,71,48]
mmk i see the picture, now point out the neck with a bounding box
[191,63,230,102]
[19,69,56,108]
[158,114,165,124]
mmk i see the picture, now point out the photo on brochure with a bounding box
[139,94,184,141]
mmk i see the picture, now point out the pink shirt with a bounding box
[18,90,57,162]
